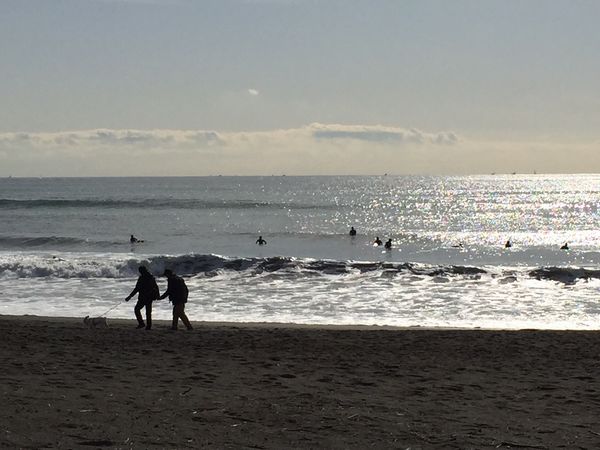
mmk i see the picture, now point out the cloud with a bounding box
[309,123,458,145]
[0,129,224,150]
[1,124,597,176]
[247,89,260,96]
[0,124,456,151]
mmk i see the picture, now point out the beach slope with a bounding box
[1,316,600,449]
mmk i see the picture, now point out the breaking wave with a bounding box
[1,252,595,284]
[529,267,600,284]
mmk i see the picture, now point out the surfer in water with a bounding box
[504,239,512,248]
[349,227,357,236]
[384,238,392,249]
[373,237,382,246]
[560,242,569,250]
[256,236,267,245]
[130,234,144,244]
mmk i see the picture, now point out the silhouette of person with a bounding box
[349,227,357,236]
[160,269,193,330]
[384,238,392,249]
[504,240,512,248]
[125,266,159,330]
[130,234,144,243]
[374,237,382,246]
[452,242,464,248]
[256,236,267,245]
[560,242,569,250]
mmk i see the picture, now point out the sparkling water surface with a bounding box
[1,175,599,329]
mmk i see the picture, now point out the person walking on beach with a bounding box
[160,269,193,331]
[256,236,267,245]
[125,266,159,330]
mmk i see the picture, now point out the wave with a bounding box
[0,252,486,280]
[0,236,121,249]
[529,267,600,284]
[1,253,597,285]
[0,198,340,210]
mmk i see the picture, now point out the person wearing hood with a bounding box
[160,269,193,331]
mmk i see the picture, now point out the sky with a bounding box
[1,0,599,176]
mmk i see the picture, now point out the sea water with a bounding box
[1,175,599,329]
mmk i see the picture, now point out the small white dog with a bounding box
[83,315,109,329]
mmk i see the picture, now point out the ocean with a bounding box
[1,175,599,329]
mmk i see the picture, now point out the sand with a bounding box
[1,316,600,449]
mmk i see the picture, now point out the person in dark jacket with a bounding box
[160,269,193,330]
[125,266,159,330]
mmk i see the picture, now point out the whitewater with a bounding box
[1,175,599,329]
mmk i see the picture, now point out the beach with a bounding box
[1,316,600,449]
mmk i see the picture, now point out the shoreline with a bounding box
[2,315,600,448]
[1,313,599,332]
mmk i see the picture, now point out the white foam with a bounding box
[2,253,599,329]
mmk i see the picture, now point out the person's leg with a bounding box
[134,301,145,328]
[172,304,180,330]
[145,302,152,330]
[179,304,193,330]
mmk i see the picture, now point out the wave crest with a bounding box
[0,253,491,280]
[2,253,595,285]
[529,267,600,283]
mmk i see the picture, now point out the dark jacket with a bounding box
[162,275,189,305]
[129,274,160,303]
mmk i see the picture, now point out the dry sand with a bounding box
[1,315,600,449]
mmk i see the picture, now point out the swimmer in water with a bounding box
[256,236,267,245]
[373,237,382,246]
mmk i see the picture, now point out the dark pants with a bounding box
[172,303,192,330]
[135,300,152,329]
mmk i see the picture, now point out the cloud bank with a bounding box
[311,123,458,145]
[0,124,597,176]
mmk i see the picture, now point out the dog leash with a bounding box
[98,301,123,318]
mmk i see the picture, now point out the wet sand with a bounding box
[1,315,600,449]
